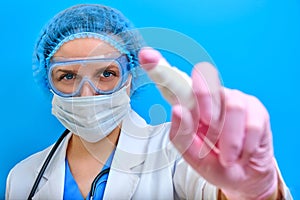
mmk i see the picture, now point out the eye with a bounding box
[101,70,116,78]
[59,73,76,81]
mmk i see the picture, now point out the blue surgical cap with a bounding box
[33,4,149,98]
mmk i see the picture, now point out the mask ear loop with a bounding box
[124,74,132,91]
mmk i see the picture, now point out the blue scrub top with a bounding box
[63,150,115,200]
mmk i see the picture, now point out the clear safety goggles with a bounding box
[48,55,129,97]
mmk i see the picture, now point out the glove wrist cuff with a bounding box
[222,167,278,200]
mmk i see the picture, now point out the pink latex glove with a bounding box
[139,47,278,200]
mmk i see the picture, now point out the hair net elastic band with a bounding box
[46,32,130,63]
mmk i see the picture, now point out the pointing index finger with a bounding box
[139,47,195,109]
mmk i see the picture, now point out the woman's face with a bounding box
[51,38,130,97]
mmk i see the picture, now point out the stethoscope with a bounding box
[27,129,110,200]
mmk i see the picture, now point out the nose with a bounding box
[79,81,97,97]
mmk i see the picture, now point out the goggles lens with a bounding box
[48,55,128,97]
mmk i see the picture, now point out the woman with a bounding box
[6,4,292,200]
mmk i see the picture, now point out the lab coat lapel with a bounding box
[104,110,150,199]
[32,133,72,200]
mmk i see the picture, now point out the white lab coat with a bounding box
[6,109,292,199]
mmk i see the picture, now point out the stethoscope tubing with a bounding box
[27,129,70,200]
[27,129,111,200]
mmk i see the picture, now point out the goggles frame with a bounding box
[48,55,129,97]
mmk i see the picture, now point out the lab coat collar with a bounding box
[32,132,72,200]
[113,109,151,170]
[104,109,152,199]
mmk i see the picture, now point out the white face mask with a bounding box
[51,85,130,143]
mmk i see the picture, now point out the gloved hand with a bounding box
[139,47,278,200]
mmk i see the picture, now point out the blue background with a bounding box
[0,0,299,199]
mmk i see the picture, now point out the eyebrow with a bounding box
[94,66,118,73]
[53,69,78,74]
